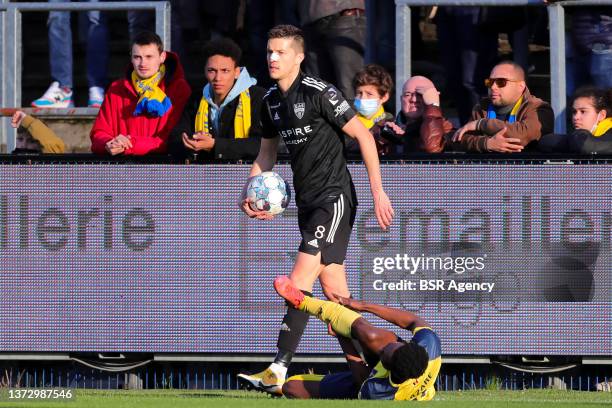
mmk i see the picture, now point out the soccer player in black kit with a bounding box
[238,25,394,395]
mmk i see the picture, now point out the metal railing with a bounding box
[395,0,612,134]
[1,364,610,390]
[2,1,610,148]
[0,1,171,153]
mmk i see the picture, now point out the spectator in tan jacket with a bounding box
[452,61,554,153]
[11,110,65,153]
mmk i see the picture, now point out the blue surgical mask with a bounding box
[354,98,380,118]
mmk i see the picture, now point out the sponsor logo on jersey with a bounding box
[280,323,291,332]
[307,239,319,248]
[269,102,281,109]
[334,100,350,117]
[294,102,305,119]
[278,125,312,144]
[327,88,339,106]
[273,111,280,121]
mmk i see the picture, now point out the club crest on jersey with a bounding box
[293,103,305,119]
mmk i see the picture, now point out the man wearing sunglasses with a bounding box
[452,61,554,153]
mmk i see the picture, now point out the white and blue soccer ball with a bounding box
[246,171,291,215]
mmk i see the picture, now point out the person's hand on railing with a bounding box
[105,134,132,155]
[11,111,27,128]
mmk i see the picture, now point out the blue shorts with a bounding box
[319,371,360,399]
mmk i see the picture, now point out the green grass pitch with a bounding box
[1,389,611,408]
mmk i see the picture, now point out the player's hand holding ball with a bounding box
[240,197,274,220]
[240,172,291,220]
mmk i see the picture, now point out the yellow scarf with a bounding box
[357,106,387,130]
[131,64,171,117]
[593,117,612,137]
[195,90,251,138]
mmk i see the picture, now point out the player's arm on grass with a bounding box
[336,295,428,332]
[342,117,394,230]
[240,137,279,220]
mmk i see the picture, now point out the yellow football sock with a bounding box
[298,296,361,338]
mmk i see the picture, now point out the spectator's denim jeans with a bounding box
[48,0,108,89]
[436,7,498,125]
[566,33,612,96]
[127,0,189,61]
[302,14,367,101]
[590,45,612,89]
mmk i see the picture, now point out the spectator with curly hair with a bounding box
[346,64,394,157]
[170,37,266,161]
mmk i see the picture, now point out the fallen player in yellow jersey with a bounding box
[274,276,442,400]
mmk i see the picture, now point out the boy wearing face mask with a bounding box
[346,64,394,157]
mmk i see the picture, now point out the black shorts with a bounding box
[298,194,356,265]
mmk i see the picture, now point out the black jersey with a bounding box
[262,72,358,210]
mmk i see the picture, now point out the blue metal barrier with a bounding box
[3,366,611,391]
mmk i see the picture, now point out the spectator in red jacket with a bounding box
[90,31,191,155]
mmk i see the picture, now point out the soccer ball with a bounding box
[246,171,291,215]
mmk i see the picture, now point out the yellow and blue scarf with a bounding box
[194,89,251,138]
[487,96,523,123]
[132,64,172,117]
[357,106,387,130]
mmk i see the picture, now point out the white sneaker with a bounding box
[237,363,286,396]
[31,81,74,108]
[88,86,105,108]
